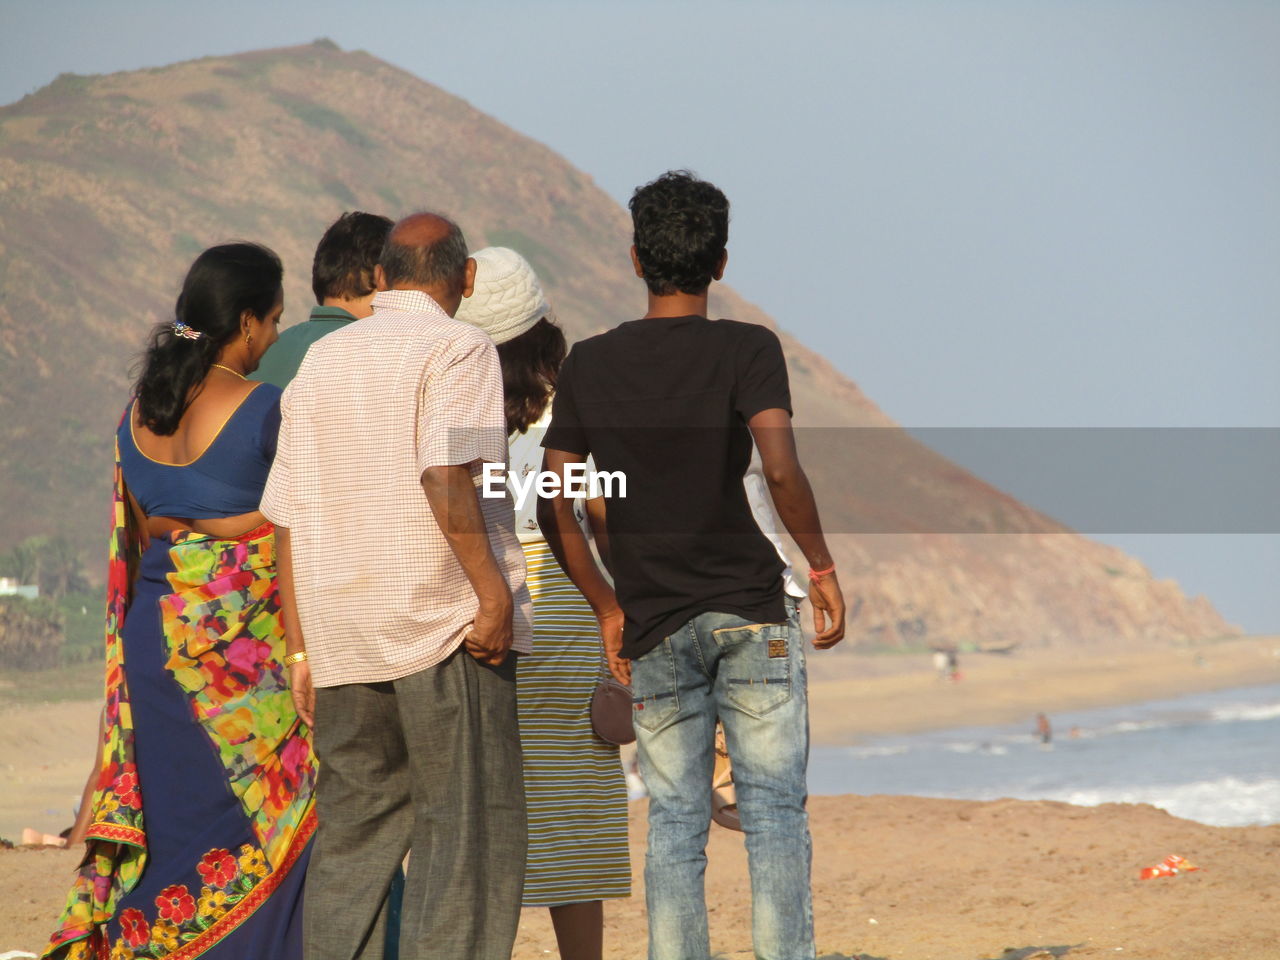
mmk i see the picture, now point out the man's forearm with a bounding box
[584,496,612,574]
[749,408,835,570]
[538,494,618,614]
[421,463,510,602]
[766,467,834,570]
[538,450,620,616]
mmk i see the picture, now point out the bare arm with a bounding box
[277,526,315,727]
[584,495,612,574]
[537,449,628,684]
[66,708,107,846]
[421,462,514,665]
[748,407,846,648]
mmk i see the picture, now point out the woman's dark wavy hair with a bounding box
[628,170,729,296]
[496,318,567,435]
[134,243,283,435]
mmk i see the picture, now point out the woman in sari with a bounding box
[45,243,317,960]
[456,247,630,960]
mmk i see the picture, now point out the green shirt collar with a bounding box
[309,305,360,323]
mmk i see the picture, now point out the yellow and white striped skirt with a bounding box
[517,540,631,907]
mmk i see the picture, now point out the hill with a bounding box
[0,40,1233,649]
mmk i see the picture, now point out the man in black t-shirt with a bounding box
[539,171,845,960]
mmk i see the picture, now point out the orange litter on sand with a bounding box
[1140,854,1200,879]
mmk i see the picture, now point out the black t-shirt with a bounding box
[542,315,791,660]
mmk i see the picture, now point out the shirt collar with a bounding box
[372,289,450,318]
[309,305,360,323]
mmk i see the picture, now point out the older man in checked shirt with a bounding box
[262,212,533,960]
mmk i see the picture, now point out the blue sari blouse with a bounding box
[118,382,281,519]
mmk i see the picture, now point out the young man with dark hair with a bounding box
[539,170,846,960]
[254,210,394,388]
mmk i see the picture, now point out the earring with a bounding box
[245,333,254,346]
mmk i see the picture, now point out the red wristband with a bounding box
[808,564,836,582]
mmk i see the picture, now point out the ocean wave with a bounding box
[1035,776,1280,827]
[944,741,1009,755]
[1210,702,1280,724]
[847,744,911,759]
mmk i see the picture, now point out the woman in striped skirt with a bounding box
[456,247,630,960]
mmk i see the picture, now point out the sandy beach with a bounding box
[5,636,1278,841]
[5,795,1277,960]
[3,636,1278,957]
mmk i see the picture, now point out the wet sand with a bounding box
[806,634,1280,743]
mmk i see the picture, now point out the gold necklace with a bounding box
[211,362,247,380]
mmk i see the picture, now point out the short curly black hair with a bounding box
[628,170,729,296]
[311,211,394,303]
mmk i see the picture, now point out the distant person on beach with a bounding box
[933,649,949,679]
[45,244,317,959]
[1037,712,1053,745]
[253,210,394,388]
[262,214,533,960]
[539,170,846,960]
[456,246,630,960]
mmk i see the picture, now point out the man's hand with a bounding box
[809,572,846,649]
[421,462,518,667]
[540,449,633,685]
[597,606,630,685]
[465,591,515,665]
[288,660,316,728]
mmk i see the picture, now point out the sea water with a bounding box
[807,682,1280,827]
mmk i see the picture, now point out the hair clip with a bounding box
[172,320,204,340]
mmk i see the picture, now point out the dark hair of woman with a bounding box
[495,317,567,435]
[134,243,283,435]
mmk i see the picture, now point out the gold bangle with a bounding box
[283,651,309,667]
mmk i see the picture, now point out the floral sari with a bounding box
[45,441,317,960]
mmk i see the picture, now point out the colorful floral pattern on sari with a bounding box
[160,527,317,865]
[52,828,315,960]
[44,431,317,959]
[44,439,148,959]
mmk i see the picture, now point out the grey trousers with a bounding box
[304,647,526,960]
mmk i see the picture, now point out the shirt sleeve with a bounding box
[734,325,793,421]
[541,348,591,455]
[259,386,293,528]
[416,334,509,474]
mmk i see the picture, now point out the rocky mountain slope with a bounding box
[0,41,1233,648]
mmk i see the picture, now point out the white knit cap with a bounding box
[455,246,555,344]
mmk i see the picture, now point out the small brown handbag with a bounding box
[590,672,636,745]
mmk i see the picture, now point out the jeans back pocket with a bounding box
[630,638,681,733]
[711,622,793,718]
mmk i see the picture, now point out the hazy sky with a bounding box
[2,0,1276,630]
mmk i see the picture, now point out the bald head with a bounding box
[386,211,454,247]
[375,212,474,316]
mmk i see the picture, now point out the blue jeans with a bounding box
[631,598,813,960]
